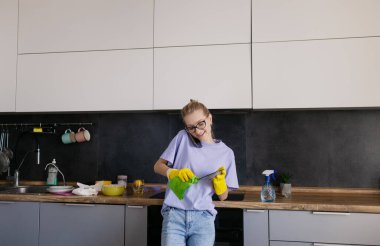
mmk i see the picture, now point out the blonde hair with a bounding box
[181,99,210,119]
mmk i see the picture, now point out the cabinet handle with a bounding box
[64,203,95,207]
[0,201,15,204]
[246,209,265,213]
[314,243,352,246]
[312,211,350,216]
[127,205,144,209]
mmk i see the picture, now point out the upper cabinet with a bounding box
[0,0,17,112]
[154,44,251,110]
[17,49,153,112]
[252,0,380,42]
[18,0,154,53]
[154,0,251,47]
[252,37,380,109]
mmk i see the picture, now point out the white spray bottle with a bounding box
[261,170,276,202]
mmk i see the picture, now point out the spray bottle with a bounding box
[261,170,276,202]
[45,159,58,186]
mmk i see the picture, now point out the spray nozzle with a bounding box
[262,170,276,183]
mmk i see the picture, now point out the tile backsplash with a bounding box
[1,109,379,188]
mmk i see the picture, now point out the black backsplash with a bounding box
[1,109,379,188]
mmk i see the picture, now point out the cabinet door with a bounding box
[154,44,251,110]
[0,0,17,112]
[154,0,250,47]
[125,206,147,246]
[252,0,380,42]
[252,38,380,109]
[17,49,153,112]
[269,210,380,245]
[19,0,153,53]
[244,209,269,246]
[0,201,39,246]
[40,203,124,246]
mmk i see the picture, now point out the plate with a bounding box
[47,186,74,194]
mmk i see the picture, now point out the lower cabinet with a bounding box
[40,203,125,246]
[243,209,269,246]
[125,205,147,246]
[270,242,311,246]
[0,201,39,246]
[269,210,380,246]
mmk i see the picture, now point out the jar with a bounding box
[117,175,128,188]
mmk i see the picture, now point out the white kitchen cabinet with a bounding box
[154,0,251,47]
[0,0,17,112]
[125,206,147,246]
[40,203,124,246]
[154,44,251,110]
[244,209,269,246]
[252,37,380,109]
[252,0,380,42]
[270,210,380,245]
[19,0,153,53]
[17,49,153,112]
[0,201,39,246]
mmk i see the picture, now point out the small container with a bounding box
[132,179,144,195]
[117,175,128,188]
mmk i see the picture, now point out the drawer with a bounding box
[269,210,380,245]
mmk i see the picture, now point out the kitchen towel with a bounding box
[169,176,199,200]
[72,182,101,196]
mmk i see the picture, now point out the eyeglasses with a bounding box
[185,119,207,133]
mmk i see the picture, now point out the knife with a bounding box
[198,170,222,180]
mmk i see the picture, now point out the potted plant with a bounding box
[278,172,292,198]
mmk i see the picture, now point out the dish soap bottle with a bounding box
[46,159,58,186]
[261,170,276,202]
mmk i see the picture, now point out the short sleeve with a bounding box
[225,150,239,189]
[160,131,184,166]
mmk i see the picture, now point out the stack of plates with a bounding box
[47,186,74,194]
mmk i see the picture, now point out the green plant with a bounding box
[278,172,292,184]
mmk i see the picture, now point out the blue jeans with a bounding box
[161,207,215,246]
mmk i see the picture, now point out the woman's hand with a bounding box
[212,166,228,196]
[167,168,195,182]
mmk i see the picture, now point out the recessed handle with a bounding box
[246,209,266,213]
[64,203,95,207]
[0,201,15,204]
[127,205,144,209]
[314,243,352,246]
[312,211,350,216]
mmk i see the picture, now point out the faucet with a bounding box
[45,160,66,186]
[14,145,40,187]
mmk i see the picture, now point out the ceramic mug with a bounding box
[75,127,91,143]
[61,129,76,144]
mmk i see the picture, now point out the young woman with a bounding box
[154,100,239,246]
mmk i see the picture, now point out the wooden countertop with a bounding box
[0,182,379,213]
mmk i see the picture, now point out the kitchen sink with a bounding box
[0,185,50,194]
[149,191,245,201]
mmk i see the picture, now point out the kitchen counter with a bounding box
[0,182,379,213]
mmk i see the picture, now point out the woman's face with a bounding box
[183,109,213,142]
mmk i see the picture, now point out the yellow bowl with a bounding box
[101,184,125,196]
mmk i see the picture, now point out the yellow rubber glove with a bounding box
[212,166,227,195]
[167,168,195,182]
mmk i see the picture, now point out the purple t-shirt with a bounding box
[160,130,239,215]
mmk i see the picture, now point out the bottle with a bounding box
[261,170,276,202]
[117,175,128,188]
[46,159,58,186]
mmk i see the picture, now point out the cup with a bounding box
[132,179,144,195]
[75,127,91,143]
[61,129,76,144]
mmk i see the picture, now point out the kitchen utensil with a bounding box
[61,129,76,144]
[101,184,125,196]
[3,131,13,160]
[198,170,222,180]
[0,132,10,173]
